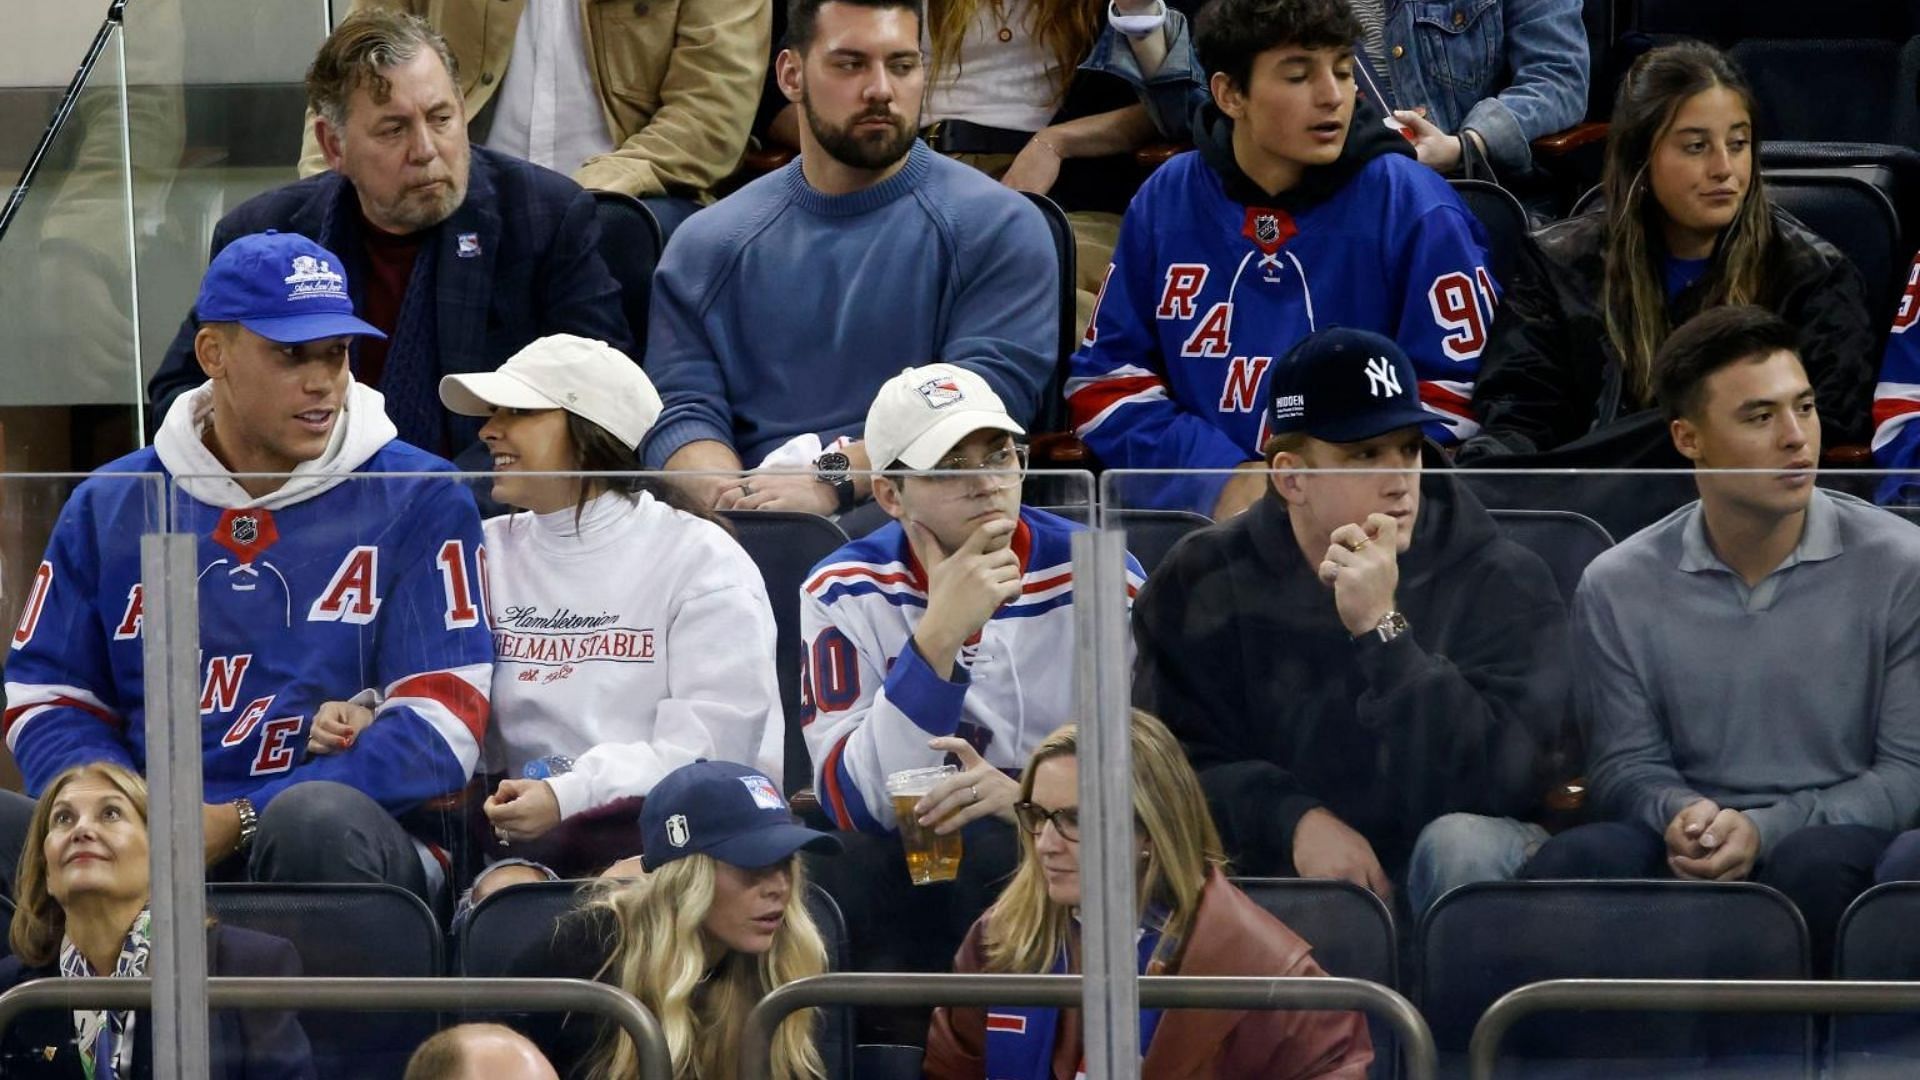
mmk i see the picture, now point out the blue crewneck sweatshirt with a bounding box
[640,142,1058,469]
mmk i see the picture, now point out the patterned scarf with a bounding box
[59,908,151,1080]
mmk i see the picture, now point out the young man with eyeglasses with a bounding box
[798,363,1143,1036]
[802,362,1145,837]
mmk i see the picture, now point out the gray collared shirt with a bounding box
[1581,489,1920,854]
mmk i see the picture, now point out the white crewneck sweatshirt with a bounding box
[484,490,783,817]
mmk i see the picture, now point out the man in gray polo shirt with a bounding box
[1522,306,1920,971]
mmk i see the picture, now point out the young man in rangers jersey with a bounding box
[1065,0,1498,517]
[799,363,1143,1002]
[2,231,492,901]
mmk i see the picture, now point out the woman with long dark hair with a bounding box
[1462,41,1875,462]
[389,335,783,902]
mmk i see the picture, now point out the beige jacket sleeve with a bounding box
[573,0,769,198]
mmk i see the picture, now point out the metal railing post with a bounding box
[739,972,1433,1079]
[0,977,673,1080]
[1466,978,1920,1080]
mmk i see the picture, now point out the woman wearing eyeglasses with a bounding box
[924,710,1373,1079]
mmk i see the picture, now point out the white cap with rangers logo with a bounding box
[863,362,1025,470]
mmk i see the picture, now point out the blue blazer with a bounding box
[146,146,632,468]
[0,923,316,1080]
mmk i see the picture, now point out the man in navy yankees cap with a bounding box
[1133,325,1572,917]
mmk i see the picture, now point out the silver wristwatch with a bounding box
[1363,611,1410,645]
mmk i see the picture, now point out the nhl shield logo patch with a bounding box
[1241,206,1297,256]
[666,813,691,848]
[212,507,280,564]
[231,515,259,545]
[916,377,965,410]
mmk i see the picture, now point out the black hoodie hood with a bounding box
[1192,90,1414,213]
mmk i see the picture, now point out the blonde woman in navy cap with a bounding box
[423,337,785,906]
[509,760,841,1080]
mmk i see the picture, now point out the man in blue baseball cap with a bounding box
[0,230,494,905]
[1133,326,1572,916]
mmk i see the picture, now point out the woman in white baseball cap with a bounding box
[353,335,784,906]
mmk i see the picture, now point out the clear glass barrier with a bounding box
[0,25,135,436]
[122,0,333,414]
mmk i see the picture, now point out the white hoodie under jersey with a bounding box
[483,490,784,817]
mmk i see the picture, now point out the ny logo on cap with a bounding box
[665,813,690,848]
[916,377,964,410]
[1365,356,1402,399]
[284,255,345,300]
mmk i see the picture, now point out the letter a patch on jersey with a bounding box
[308,546,382,624]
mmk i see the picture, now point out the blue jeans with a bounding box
[1407,812,1551,915]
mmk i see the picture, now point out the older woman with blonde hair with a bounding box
[925,711,1372,1078]
[0,763,313,1079]
[506,759,842,1079]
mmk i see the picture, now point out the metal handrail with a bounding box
[1468,978,1920,1080]
[0,976,672,1079]
[740,972,1434,1080]
[0,0,127,245]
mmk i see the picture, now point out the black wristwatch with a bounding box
[814,451,857,513]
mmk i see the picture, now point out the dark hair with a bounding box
[786,0,925,52]
[1196,0,1360,94]
[564,414,732,535]
[1602,41,1773,405]
[306,10,459,128]
[1653,305,1802,421]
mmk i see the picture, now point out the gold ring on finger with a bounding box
[1348,536,1372,552]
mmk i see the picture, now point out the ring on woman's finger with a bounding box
[970,784,980,804]
[740,480,754,496]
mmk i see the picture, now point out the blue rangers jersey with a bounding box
[1874,250,1920,503]
[1067,107,1498,513]
[800,507,1143,833]
[4,383,492,809]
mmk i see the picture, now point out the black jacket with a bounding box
[1133,476,1570,877]
[145,146,631,468]
[0,925,314,1080]
[1461,205,1878,460]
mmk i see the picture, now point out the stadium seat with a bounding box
[1487,508,1614,604]
[1419,880,1812,1077]
[206,882,443,1080]
[1235,877,1400,1080]
[718,509,853,795]
[853,1044,927,1079]
[1035,505,1212,577]
[589,192,701,363]
[1732,40,1905,144]
[1021,191,1077,437]
[1449,179,1531,286]
[460,878,855,1077]
[1831,881,1920,1075]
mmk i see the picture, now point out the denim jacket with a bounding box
[1081,7,1207,140]
[1384,0,1588,173]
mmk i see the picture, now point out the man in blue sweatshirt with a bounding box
[640,0,1058,517]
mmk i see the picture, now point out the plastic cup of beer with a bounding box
[887,765,965,885]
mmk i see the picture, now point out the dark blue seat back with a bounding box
[1487,508,1614,604]
[1036,506,1210,578]
[1832,882,1920,1074]
[1235,877,1399,1080]
[1419,880,1812,1071]
[207,882,442,1080]
[718,510,852,795]
[1020,191,1076,436]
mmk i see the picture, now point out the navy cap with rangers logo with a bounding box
[195,230,386,345]
[639,760,842,872]
[1268,327,1435,445]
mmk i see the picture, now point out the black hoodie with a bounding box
[1189,91,1416,213]
[1132,474,1570,878]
